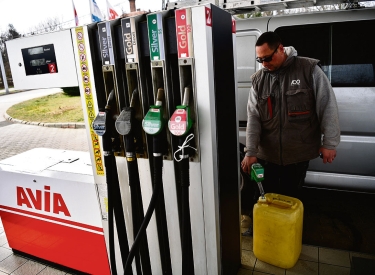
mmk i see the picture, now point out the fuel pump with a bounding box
[118,15,167,274]
[168,87,195,275]
[115,15,155,275]
[124,87,167,274]
[141,10,188,275]
[115,90,151,275]
[92,91,126,275]
[95,20,133,274]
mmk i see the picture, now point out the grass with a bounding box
[7,92,84,123]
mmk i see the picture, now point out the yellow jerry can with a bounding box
[253,193,303,269]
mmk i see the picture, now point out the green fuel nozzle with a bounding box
[142,88,166,135]
[251,163,266,200]
[168,87,193,136]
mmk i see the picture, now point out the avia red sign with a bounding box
[176,9,190,58]
[17,185,71,217]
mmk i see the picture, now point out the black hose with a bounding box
[102,105,117,275]
[125,134,152,275]
[124,135,164,275]
[104,154,117,275]
[103,92,132,274]
[179,141,194,275]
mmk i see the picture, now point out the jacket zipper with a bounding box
[278,77,283,165]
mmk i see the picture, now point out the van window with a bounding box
[276,20,375,87]
[236,34,257,83]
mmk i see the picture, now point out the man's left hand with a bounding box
[319,147,337,164]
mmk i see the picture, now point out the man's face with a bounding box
[256,43,285,71]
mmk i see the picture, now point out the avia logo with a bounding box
[17,186,71,217]
[291,79,301,85]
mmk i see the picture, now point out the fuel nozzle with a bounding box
[142,88,166,135]
[115,89,138,136]
[168,86,193,137]
[92,89,116,136]
[251,163,266,201]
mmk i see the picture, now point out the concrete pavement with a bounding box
[0,89,89,161]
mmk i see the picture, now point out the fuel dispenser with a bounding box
[167,4,241,274]
[73,3,240,275]
[168,8,201,275]
[93,20,134,274]
[137,10,185,275]
[115,15,156,275]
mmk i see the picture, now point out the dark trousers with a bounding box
[248,159,309,217]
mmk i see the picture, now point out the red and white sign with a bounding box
[205,7,212,27]
[48,63,57,73]
[0,149,110,275]
[169,109,188,136]
[176,9,192,58]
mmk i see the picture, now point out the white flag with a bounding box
[107,0,119,20]
[90,0,104,22]
[72,0,79,26]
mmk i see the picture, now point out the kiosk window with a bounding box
[276,20,375,87]
[237,34,257,83]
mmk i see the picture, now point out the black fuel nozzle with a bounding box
[115,89,141,161]
[115,89,138,136]
[92,90,121,154]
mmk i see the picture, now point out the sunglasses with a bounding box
[256,44,280,63]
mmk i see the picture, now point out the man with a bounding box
[241,32,340,233]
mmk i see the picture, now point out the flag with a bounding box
[107,0,119,20]
[90,0,104,22]
[72,0,79,26]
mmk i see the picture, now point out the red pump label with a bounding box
[176,9,192,58]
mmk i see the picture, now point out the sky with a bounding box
[0,0,166,35]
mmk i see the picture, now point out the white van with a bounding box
[235,7,375,192]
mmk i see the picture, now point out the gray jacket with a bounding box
[245,46,340,165]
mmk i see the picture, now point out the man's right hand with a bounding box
[241,156,258,174]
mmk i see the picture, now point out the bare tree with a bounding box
[27,17,63,36]
[235,1,375,18]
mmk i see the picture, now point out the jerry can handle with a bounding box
[268,197,294,208]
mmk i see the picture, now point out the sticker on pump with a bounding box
[205,7,212,27]
[92,112,106,136]
[169,109,187,136]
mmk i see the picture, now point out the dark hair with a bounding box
[256,32,282,50]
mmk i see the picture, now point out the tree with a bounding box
[27,17,63,36]
[234,1,375,19]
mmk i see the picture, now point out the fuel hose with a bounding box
[93,91,132,275]
[116,90,152,275]
[124,88,166,274]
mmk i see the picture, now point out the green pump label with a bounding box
[142,107,164,135]
[147,13,165,61]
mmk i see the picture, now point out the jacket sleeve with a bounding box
[313,66,341,149]
[245,86,262,156]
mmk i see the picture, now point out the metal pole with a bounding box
[0,51,9,94]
